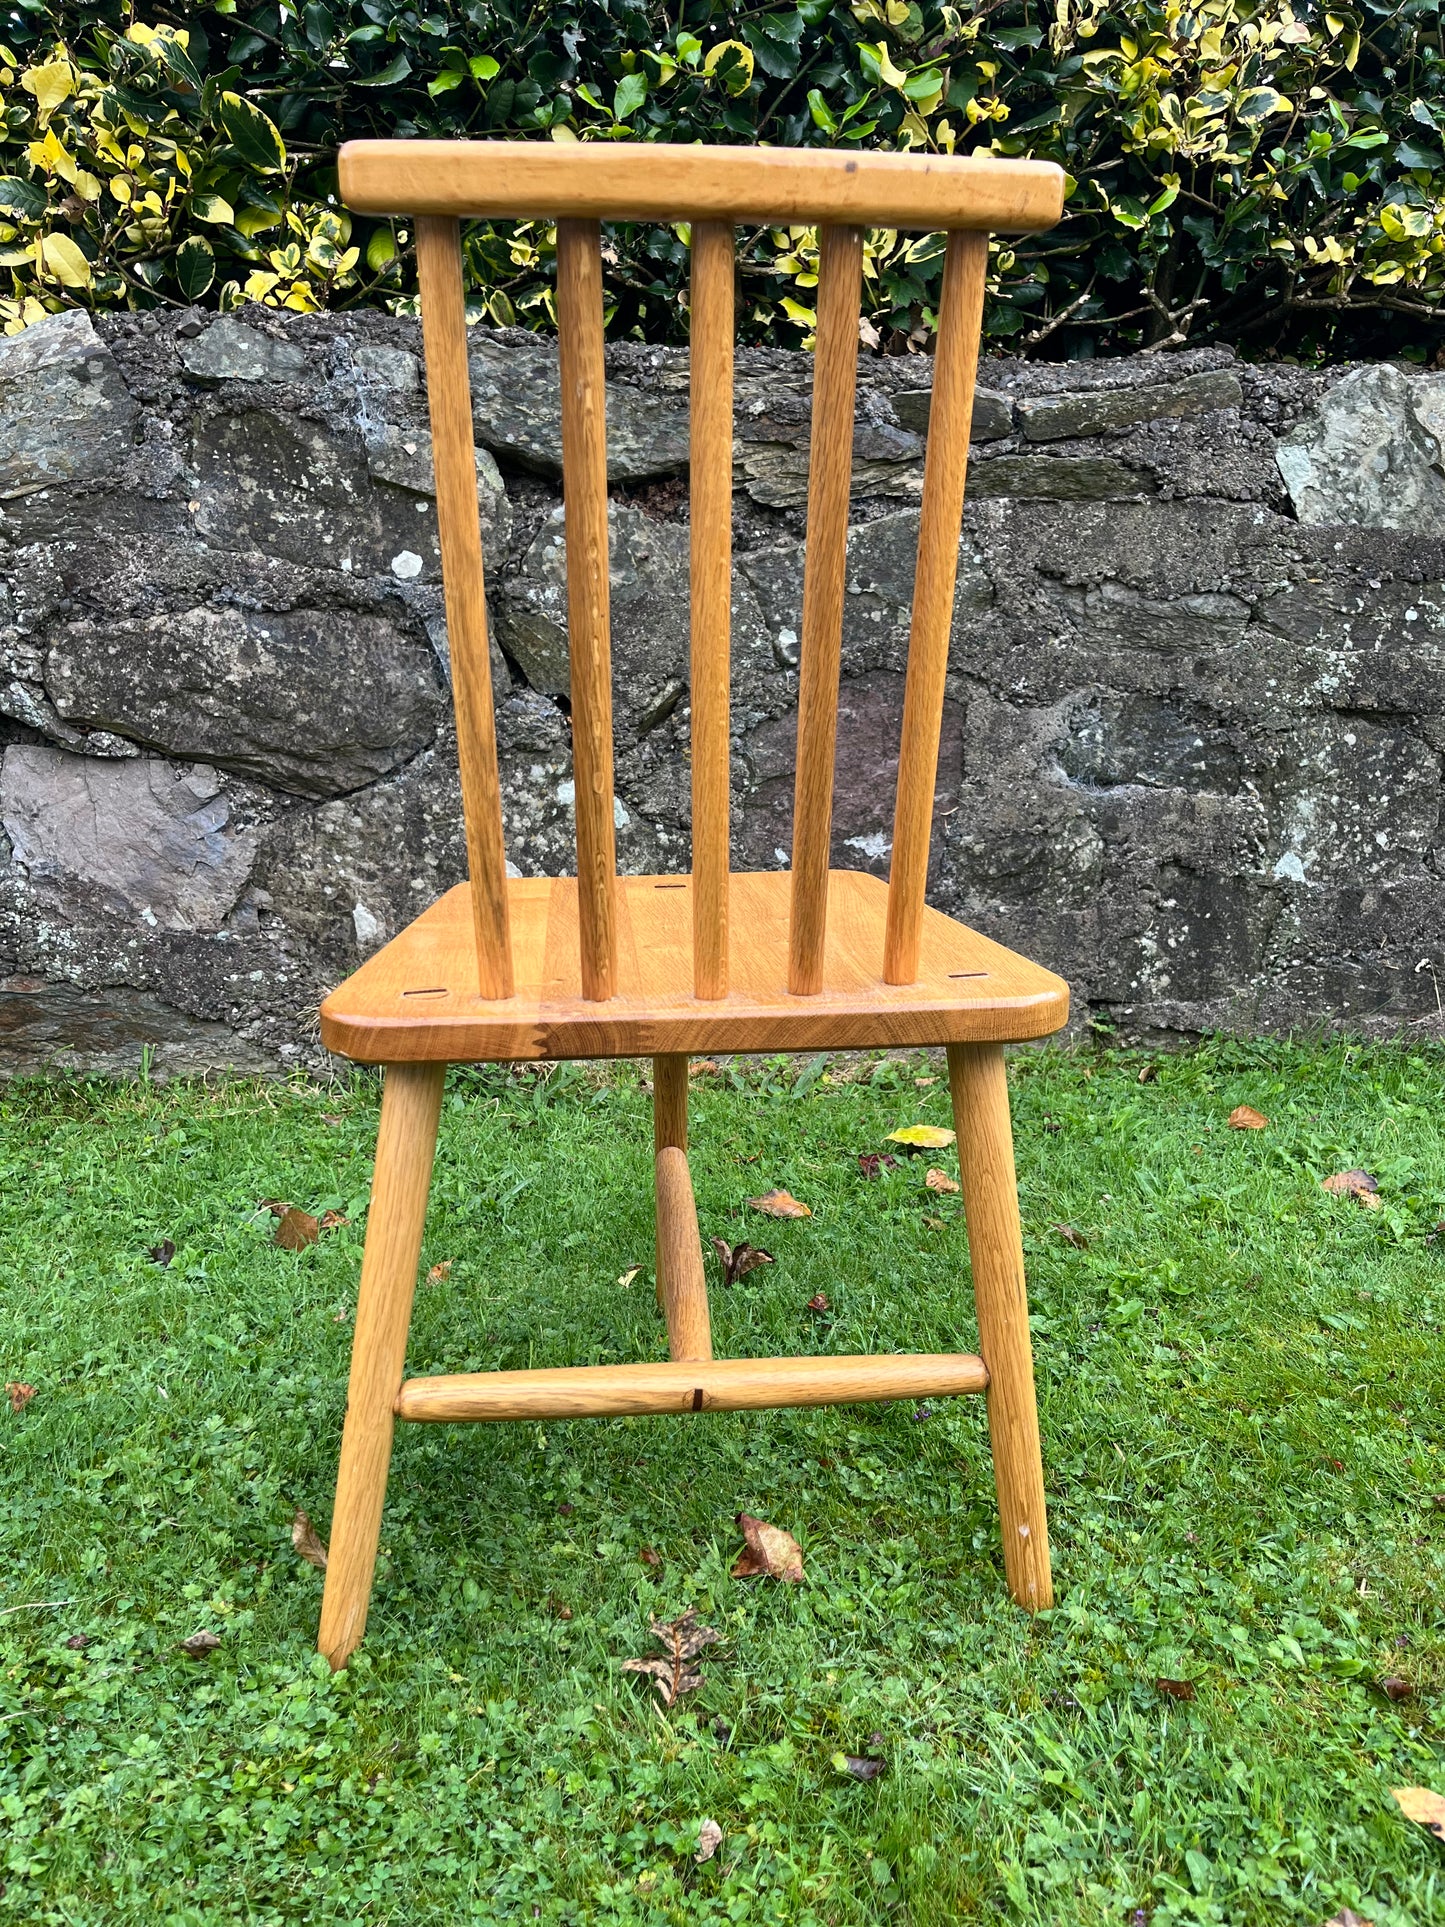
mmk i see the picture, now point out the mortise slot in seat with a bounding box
[396,1351,989,1422]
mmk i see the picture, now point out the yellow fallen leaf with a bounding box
[617,1265,642,1287]
[924,1167,959,1194]
[887,1125,957,1150]
[1227,1105,1268,1130]
[1392,1786,1445,1839]
[747,1189,811,1219]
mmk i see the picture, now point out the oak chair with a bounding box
[317,139,1069,1669]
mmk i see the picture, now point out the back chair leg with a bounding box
[319,1061,447,1669]
[947,1042,1053,1612]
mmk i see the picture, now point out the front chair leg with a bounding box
[947,1042,1053,1612]
[318,1061,446,1669]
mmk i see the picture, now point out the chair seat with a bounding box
[320,869,1068,1064]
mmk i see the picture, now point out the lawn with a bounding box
[1,1040,1443,1926]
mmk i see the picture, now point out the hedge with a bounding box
[1,2,1441,355]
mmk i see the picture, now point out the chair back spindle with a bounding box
[414,215,514,1000]
[883,229,988,986]
[787,224,863,998]
[556,219,619,1002]
[687,222,735,1001]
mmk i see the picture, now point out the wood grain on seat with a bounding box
[320,868,1068,1063]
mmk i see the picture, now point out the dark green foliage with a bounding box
[4,2,1443,355]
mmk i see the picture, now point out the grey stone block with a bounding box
[46,604,446,798]
[179,314,309,383]
[1017,369,1243,442]
[468,332,691,482]
[968,454,1157,499]
[1,747,256,931]
[0,310,136,499]
[1275,364,1445,532]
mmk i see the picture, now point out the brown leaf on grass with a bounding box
[426,1260,453,1284]
[924,1167,960,1194]
[638,1546,662,1568]
[922,1215,945,1230]
[1427,1222,1445,1246]
[6,1382,35,1414]
[320,1113,345,1127]
[806,1293,829,1313]
[1228,1105,1269,1130]
[886,1124,957,1153]
[621,1608,722,1708]
[695,1818,723,1863]
[1050,1223,1089,1250]
[689,1060,719,1077]
[747,1189,812,1219]
[65,1633,89,1651]
[617,1265,643,1288]
[275,1207,320,1251]
[180,1630,221,1659]
[318,1210,350,1232]
[731,1513,803,1583]
[914,1075,937,1088]
[1138,1064,1158,1084]
[291,1509,328,1571]
[710,1238,774,1286]
[832,1751,885,1781]
[857,1152,899,1180]
[1320,1911,1375,1927]
[1391,1786,1445,1840]
[1154,1677,1196,1701]
[1378,1675,1414,1702]
[147,1239,176,1267]
[1322,1169,1382,1209]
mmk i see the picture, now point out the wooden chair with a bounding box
[317,140,1069,1669]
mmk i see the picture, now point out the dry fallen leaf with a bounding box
[1228,1105,1269,1130]
[1322,1169,1382,1209]
[617,1266,642,1288]
[1138,1064,1158,1084]
[886,1124,957,1153]
[689,1060,720,1077]
[275,1207,320,1251]
[65,1633,89,1651]
[1320,1911,1375,1927]
[922,1215,945,1230]
[147,1239,176,1267]
[426,1260,453,1284]
[832,1751,885,1781]
[1154,1677,1196,1701]
[924,1167,960,1194]
[731,1513,803,1583]
[638,1546,662,1568]
[1378,1675,1414,1702]
[318,1210,350,1232]
[710,1237,774,1286]
[695,1818,723,1863]
[806,1292,829,1313]
[291,1508,329,1571]
[857,1152,899,1180]
[914,1075,937,1088]
[180,1630,222,1659]
[6,1382,35,1414]
[1050,1222,1089,1250]
[1391,1786,1445,1840]
[621,1609,722,1708]
[747,1189,812,1219]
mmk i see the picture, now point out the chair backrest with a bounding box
[339,140,1063,1005]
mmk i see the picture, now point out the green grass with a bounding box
[1,1040,1444,1926]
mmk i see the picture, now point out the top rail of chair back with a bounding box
[338,139,1065,233]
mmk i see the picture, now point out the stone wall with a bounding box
[1,306,1441,1073]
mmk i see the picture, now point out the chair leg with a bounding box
[318,1061,446,1669]
[947,1042,1053,1612]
